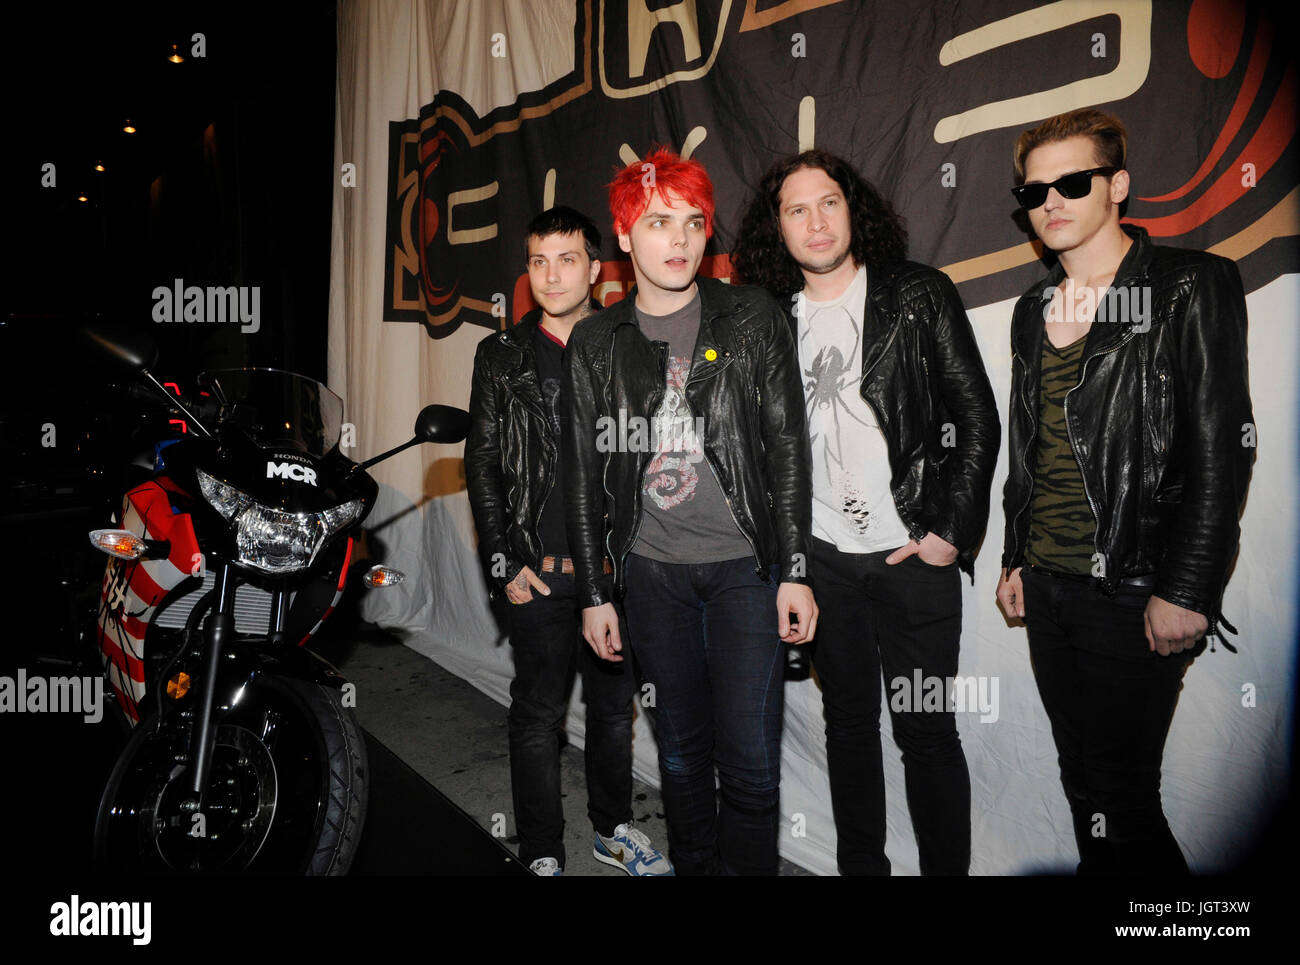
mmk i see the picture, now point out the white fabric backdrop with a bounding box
[329,0,1296,874]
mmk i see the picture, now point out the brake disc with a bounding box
[142,723,278,872]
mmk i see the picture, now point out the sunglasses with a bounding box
[1011,168,1119,209]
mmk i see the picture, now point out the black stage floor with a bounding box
[352,732,528,875]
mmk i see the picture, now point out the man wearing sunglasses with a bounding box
[997,109,1254,874]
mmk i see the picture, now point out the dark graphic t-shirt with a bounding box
[631,290,752,564]
[533,324,569,558]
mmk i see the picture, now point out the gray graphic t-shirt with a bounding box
[631,290,753,564]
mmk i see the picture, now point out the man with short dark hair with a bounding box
[565,149,816,875]
[466,205,670,876]
[733,150,1000,876]
[997,108,1254,874]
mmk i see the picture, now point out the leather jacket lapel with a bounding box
[499,315,544,412]
[688,280,740,382]
[861,268,901,377]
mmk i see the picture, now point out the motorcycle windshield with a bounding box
[200,368,344,458]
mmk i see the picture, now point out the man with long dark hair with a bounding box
[734,150,999,875]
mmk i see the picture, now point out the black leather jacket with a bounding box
[1002,225,1254,620]
[465,308,578,592]
[782,261,1000,578]
[564,276,811,608]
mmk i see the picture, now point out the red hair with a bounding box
[607,147,715,238]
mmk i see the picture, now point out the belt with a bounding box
[540,555,612,575]
[1027,564,1155,589]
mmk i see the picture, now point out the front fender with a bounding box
[217,644,350,696]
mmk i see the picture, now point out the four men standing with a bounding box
[465,107,1252,875]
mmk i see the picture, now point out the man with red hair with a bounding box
[564,148,816,874]
[467,205,671,877]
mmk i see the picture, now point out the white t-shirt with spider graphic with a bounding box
[797,264,910,554]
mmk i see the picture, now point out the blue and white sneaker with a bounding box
[594,823,674,876]
[528,857,562,876]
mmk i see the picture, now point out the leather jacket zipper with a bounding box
[505,370,554,561]
[1063,331,1135,586]
[600,340,620,585]
[533,426,558,557]
[1008,352,1037,566]
[708,454,761,575]
[624,340,670,582]
[1156,370,1169,453]
[858,315,924,539]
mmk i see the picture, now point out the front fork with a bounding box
[187,561,287,797]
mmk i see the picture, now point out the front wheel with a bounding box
[93,675,368,875]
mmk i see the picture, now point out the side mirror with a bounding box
[415,404,470,445]
[353,404,472,473]
[82,325,159,374]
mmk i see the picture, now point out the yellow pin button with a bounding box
[704,348,717,361]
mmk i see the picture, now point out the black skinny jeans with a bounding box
[505,570,635,867]
[622,554,785,876]
[1021,566,1196,875]
[810,536,972,875]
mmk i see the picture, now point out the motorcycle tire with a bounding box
[93,674,368,875]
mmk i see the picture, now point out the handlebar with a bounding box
[120,381,220,427]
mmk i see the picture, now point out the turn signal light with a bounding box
[89,529,148,560]
[363,564,405,588]
[166,672,192,699]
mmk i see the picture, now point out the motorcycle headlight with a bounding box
[196,469,364,574]
[196,470,252,520]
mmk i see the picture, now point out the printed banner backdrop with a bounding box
[330,0,1297,874]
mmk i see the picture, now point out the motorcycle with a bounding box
[85,327,468,874]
